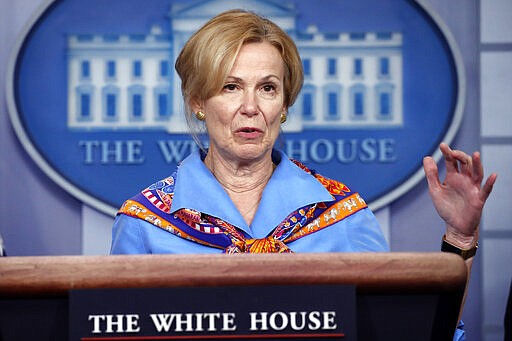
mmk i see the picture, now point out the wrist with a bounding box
[445,228,478,249]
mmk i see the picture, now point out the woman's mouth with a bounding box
[236,127,263,138]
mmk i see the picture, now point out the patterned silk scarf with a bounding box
[118,160,368,253]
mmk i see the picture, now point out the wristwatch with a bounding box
[441,235,478,260]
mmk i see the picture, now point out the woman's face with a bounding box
[194,42,286,164]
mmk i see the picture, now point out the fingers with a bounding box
[440,143,474,178]
[438,143,496,192]
[458,151,473,177]
[471,151,484,184]
[440,143,459,174]
[480,173,498,202]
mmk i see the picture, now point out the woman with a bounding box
[111,9,495,256]
[111,10,390,254]
[111,10,496,337]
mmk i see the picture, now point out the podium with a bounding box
[0,252,466,340]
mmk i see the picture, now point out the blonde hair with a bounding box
[175,9,304,136]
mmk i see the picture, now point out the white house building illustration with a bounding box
[67,0,403,133]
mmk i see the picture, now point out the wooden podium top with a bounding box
[0,252,467,297]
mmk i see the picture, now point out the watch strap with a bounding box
[441,234,478,260]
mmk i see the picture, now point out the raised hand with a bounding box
[423,143,497,248]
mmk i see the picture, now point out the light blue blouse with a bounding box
[111,149,389,254]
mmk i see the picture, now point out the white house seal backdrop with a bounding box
[7,0,464,215]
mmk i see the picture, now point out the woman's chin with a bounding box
[231,144,272,163]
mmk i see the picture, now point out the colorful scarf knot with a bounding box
[225,236,292,254]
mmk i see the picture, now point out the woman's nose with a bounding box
[240,91,259,116]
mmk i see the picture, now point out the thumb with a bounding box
[423,156,441,192]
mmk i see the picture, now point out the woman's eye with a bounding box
[262,84,275,92]
[260,84,277,98]
[223,84,237,91]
